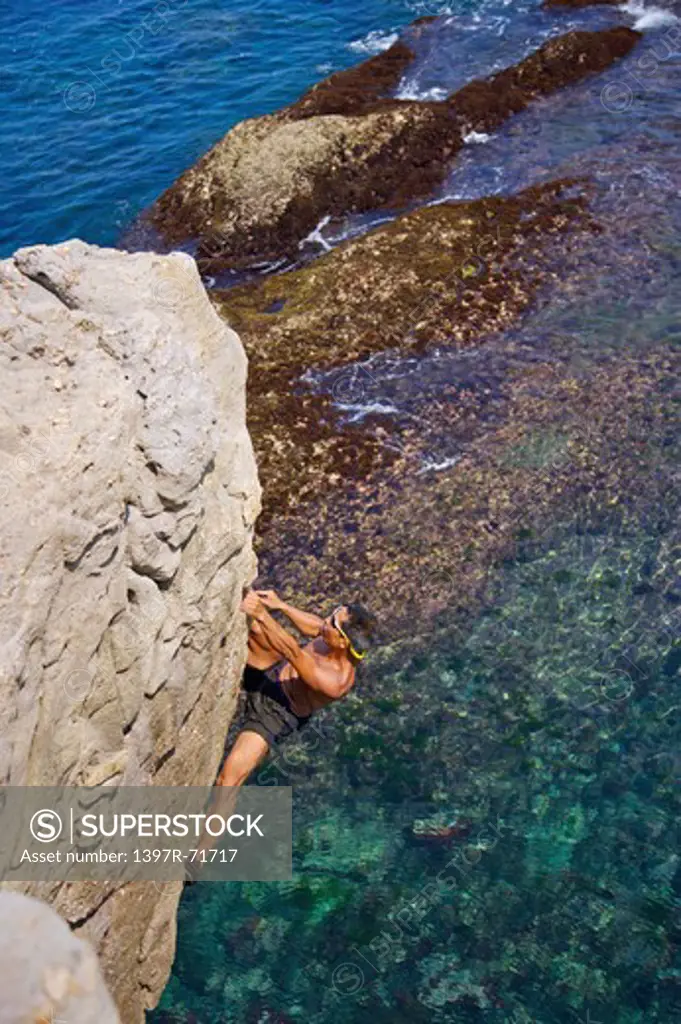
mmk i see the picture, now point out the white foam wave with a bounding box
[622,1,679,29]
[395,82,448,100]
[406,2,453,16]
[336,400,400,423]
[463,130,492,144]
[347,29,399,55]
[299,214,333,252]
[416,454,461,475]
[255,256,289,274]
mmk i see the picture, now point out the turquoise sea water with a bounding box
[3,0,680,1021]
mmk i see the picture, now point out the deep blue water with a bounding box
[0,0,446,257]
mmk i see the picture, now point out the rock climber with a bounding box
[217,589,376,787]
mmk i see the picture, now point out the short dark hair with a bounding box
[344,603,377,662]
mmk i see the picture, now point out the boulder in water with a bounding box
[145,26,639,271]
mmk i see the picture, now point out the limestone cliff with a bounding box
[0,891,120,1023]
[0,241,260,1021]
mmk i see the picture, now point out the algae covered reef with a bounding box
[145,22,638,270]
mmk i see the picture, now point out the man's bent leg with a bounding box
[217,729,270,787]
[194,731,270,867]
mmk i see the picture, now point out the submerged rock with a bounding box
[146,25,639,270]
[410,814,473,842]
[0,242,260,1021]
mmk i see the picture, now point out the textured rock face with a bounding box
[0,891,120,1023]
[0,241,260,1020]
[147,26,639,270]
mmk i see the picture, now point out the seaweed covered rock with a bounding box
[215,179,596,525]
[146,25,639,269]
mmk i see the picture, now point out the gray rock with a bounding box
[0,241,261,1021]
[0,891,120,1023]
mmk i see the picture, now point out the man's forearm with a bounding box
[277,601,323,637]
[253,610,301,661]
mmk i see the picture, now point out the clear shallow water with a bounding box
[155,493,681,1022]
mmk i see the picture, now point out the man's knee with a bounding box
[218,732,269,785]
[218,766,248,787]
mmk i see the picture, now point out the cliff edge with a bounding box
[0,241,260,1021]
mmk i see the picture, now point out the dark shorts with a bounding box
[241,665,311,748]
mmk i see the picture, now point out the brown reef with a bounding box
[289,40,417,118]
[208,178,661,640]
[213,179,597,536]
[148,26,639,271]
[252,336,678,645]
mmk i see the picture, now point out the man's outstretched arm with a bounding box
[256,589,324,637]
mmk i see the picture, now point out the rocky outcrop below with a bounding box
[146,25,639,270]
[215,179,596,528]
[0,891,119,1023]
[0,242,260,1021]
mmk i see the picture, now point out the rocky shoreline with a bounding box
[213,180,597,530]
[129,8,677,650]
[189,11,678,654]
[142,23,639,272]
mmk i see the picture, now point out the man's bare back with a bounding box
[262,636,355,717]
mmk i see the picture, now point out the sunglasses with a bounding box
[330,608,366,662]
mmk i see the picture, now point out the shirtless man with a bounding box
[216,589,376,788]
